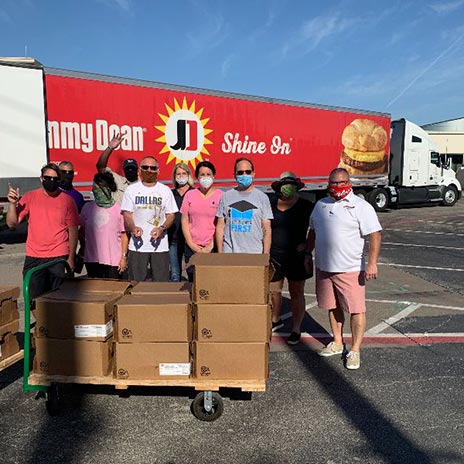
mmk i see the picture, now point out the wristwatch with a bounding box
[122,252,128,258]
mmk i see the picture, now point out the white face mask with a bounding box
[199,177,214,189]
[176,176,188,186]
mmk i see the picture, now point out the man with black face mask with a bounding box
[58,161,85,212]
[6,163,80,299]
[96,133,139,203]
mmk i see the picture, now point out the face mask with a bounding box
[176,176,189,186]
[93,185,115,208]
[328,184,352,200]
[42,177,60,193]
[279,184,297,200]
[124,169,138,183]
[199,177,214,189]
[140,170,158,184]
[60,172,74,190]
[236,174,253,189]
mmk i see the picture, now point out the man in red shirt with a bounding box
[6,163,80,299]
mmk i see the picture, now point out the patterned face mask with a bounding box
[92,184,115,208]
[328,184,352,200]
[279,183,297,199]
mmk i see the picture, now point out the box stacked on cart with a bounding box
[190,254,271,381]
[0,286,21,363]
[33,279,131,377]
[114,286,192,380]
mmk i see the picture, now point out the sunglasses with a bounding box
[43,176,59,181]
[60,170,74,174]
[236,170,252,175]
[141,165,159,172]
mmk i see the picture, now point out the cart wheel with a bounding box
[191,391,224,422]
[46,383,61,417]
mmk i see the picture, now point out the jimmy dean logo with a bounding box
[47,120,144,153]
[155,98,213,168]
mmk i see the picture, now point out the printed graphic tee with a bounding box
[121,181,178,253]
[216,188,273,253]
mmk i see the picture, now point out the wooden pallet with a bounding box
[0,350,24,372]
[28,373,266,392]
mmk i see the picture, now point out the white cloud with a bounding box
[0,8,13,24]
[221,54,235,78]
[429,0,464,14]
[97,0,133,13]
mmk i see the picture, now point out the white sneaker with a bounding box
[345,351,360,370]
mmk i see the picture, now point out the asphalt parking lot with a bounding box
[0,201,463,464]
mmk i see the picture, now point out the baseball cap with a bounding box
[123,159,138,170]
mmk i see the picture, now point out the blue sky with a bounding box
[1,0,463,125]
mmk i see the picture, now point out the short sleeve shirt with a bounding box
[106,167,130,204]
[180,189,223,246]
[17,188,80,258]
[216,188,273,253]
[121,181,178,253]
[309,192,382,272]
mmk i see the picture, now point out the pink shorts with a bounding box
[316,269,366,314]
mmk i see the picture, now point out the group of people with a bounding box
[6,135,382,370]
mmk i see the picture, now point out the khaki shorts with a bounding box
[316,269,366,314]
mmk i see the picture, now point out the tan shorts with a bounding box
[316,269,366,314]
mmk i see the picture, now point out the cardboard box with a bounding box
[33,337,112,376]
[194,304,271,342]
[114,342,191,380]
[47,278,132,299]
[115,294,192,342]
[190,253,271,304]
[194,342,269,380]
[0,286,20,327]
[130,281,192,296]
[0,333,20,361]
[0,319,20,337]
[34,294,121,340]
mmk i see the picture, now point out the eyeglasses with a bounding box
[43,176,59,181]
[141,165,159,172]
[329,180,349,185]
[236,170,252,175]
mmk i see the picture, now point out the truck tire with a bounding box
[368,188,388,212]
[354,189,368,201]
[441,186,458,206]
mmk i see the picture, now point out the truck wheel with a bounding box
[368,188,388,212]
[441,186,458,206]
[354,189,368,201]
[191,392,224,422]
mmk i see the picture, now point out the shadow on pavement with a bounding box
[279,297,460,463]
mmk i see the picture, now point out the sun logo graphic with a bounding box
[155,97,213,168]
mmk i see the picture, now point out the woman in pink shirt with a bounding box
[181,161,223,282]
[80,172,129,279]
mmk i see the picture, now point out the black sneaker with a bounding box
[287,332,301,345]
[272,319,284,332]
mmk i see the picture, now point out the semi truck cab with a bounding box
[388,119,461,207]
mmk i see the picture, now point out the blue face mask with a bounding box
[236,174,253,188]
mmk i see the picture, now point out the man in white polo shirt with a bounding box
[307,168,382,369]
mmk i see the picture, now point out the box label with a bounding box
[74,320,113,338]
[159,363,191,376]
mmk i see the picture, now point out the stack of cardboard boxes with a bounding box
[114,283,192,380]
[191,254,271,381]
[33,280,131,376]
[31,254,271,383]
[0,286,21,363]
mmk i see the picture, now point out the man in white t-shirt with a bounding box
[121,156,178,281]
[307,168,382,370]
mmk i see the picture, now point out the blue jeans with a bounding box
[169,241,185,282]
